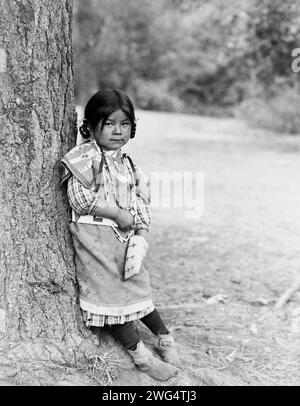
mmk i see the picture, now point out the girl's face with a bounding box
[93,109,132,151]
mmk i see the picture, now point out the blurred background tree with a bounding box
[73,0,300,133]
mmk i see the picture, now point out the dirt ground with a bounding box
[2,110,300,387]
[120,110,300,386]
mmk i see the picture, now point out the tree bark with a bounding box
[0,0,83,364]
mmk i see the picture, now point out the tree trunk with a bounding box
[0,0,84,365]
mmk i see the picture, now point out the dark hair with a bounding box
[79,89,136,139]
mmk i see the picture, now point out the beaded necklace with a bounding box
[96,144,137,243]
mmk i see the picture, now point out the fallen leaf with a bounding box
[290,319,300,333]
[231,278,241,284]
[249,323,258,335]
[225,350,237,363]
[249,298,273,306]
[291,307,300,317]
[205,294,226,305]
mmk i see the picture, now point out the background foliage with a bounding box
[73,0,300,133]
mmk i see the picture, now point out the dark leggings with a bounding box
[106,309,169,350]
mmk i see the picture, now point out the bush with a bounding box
[236,86,300,135]
[129,79,185,112]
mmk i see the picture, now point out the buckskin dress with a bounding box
[61,139,154,327]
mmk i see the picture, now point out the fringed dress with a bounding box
[61,140,154,327]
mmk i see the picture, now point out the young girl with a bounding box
[61,89,180,381]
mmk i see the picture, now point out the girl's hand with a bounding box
[114,209,135,231]
[135,229,148,239]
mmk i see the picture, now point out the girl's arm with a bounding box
[67,175,98,215]
[135,197,150,234]
[134,165,151,236]
[94,204,134,230]
[67,176,120,220]
[67,176,134,230]
[93,204,119,220]
[135,228,148,238]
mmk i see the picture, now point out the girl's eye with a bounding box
[104,121,130,128]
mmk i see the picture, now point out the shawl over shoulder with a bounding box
[60,140,150,205]
[60,140,99,189]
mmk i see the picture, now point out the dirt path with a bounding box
[123,110,300,386]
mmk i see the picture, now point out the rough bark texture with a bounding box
[0,0,83,364]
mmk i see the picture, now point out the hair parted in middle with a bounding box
[79,89,137,139]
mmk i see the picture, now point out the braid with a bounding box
[131,121,137,138]
[79,118,91,139]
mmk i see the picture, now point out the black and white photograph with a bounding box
[0,0,300,390]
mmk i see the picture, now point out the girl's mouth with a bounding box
[111,138,124,143]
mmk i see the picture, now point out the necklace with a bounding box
[97,144,138,243]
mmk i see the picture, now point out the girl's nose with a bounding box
[113,123,122,134]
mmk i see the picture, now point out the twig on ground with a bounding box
[162,303,205,310]
[88,349,123,386]
[275,274,300,309]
